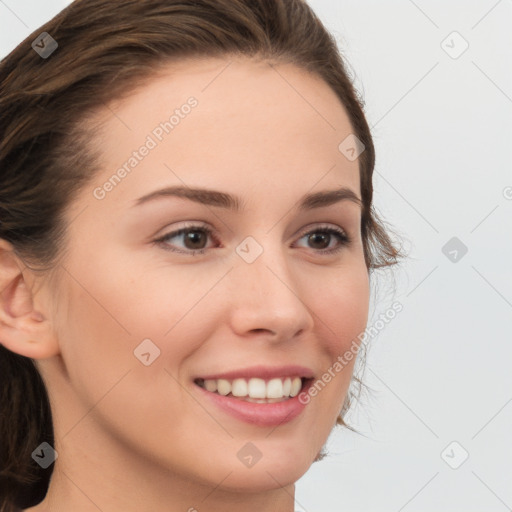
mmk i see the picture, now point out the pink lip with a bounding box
[193,372,314,427]
[195,364,315,381]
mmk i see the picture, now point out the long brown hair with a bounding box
[0,0,404,509]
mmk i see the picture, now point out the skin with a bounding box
[0,57,369,511]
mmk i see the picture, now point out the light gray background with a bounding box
[1,1,511,511]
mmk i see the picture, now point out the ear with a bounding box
[0,239,59,359]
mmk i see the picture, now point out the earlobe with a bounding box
[0,240,60,360]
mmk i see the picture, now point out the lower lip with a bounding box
[195,380,312,427]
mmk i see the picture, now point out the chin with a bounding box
[211,441,316,493]
[221,463,309,494]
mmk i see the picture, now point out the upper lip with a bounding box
[195,365,315,381]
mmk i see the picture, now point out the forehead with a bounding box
[80,57,361,213]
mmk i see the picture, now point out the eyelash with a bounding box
[154,223,351,256]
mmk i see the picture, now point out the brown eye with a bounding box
[155,225,217,254]
[307,232,331,250]
[182,229,208,250]
[295,226,350,254]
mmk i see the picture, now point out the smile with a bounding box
[193,366,314,426]
[194,376,304,402]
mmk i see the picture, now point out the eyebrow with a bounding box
[133,185,362,212]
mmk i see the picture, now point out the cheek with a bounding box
[100,245,222,338]
[313,263,370,355]
[53,254,226,424]
[52,267,201,448]
[305,263,369,416]
[53,278,137,407]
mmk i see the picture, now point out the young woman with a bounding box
[0,0,403,510]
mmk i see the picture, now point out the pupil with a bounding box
[186,231,206,249]
[309,232,329,249]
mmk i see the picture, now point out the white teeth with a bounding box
[266,378,284,398]
[282,377,292,396]
[204,379,217,393]
[231,378,248,397]
[217,379,231,396]
[290,377,302,397]
[248,378,267,399]
[198,376,305,400]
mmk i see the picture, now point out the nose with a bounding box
[226,241,315,343]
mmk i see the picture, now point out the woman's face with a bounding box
[40,57,369,493]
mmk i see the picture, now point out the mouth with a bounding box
[194,376,310,403]
[192,367,314,427]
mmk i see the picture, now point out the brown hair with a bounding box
[0,0,405,509]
